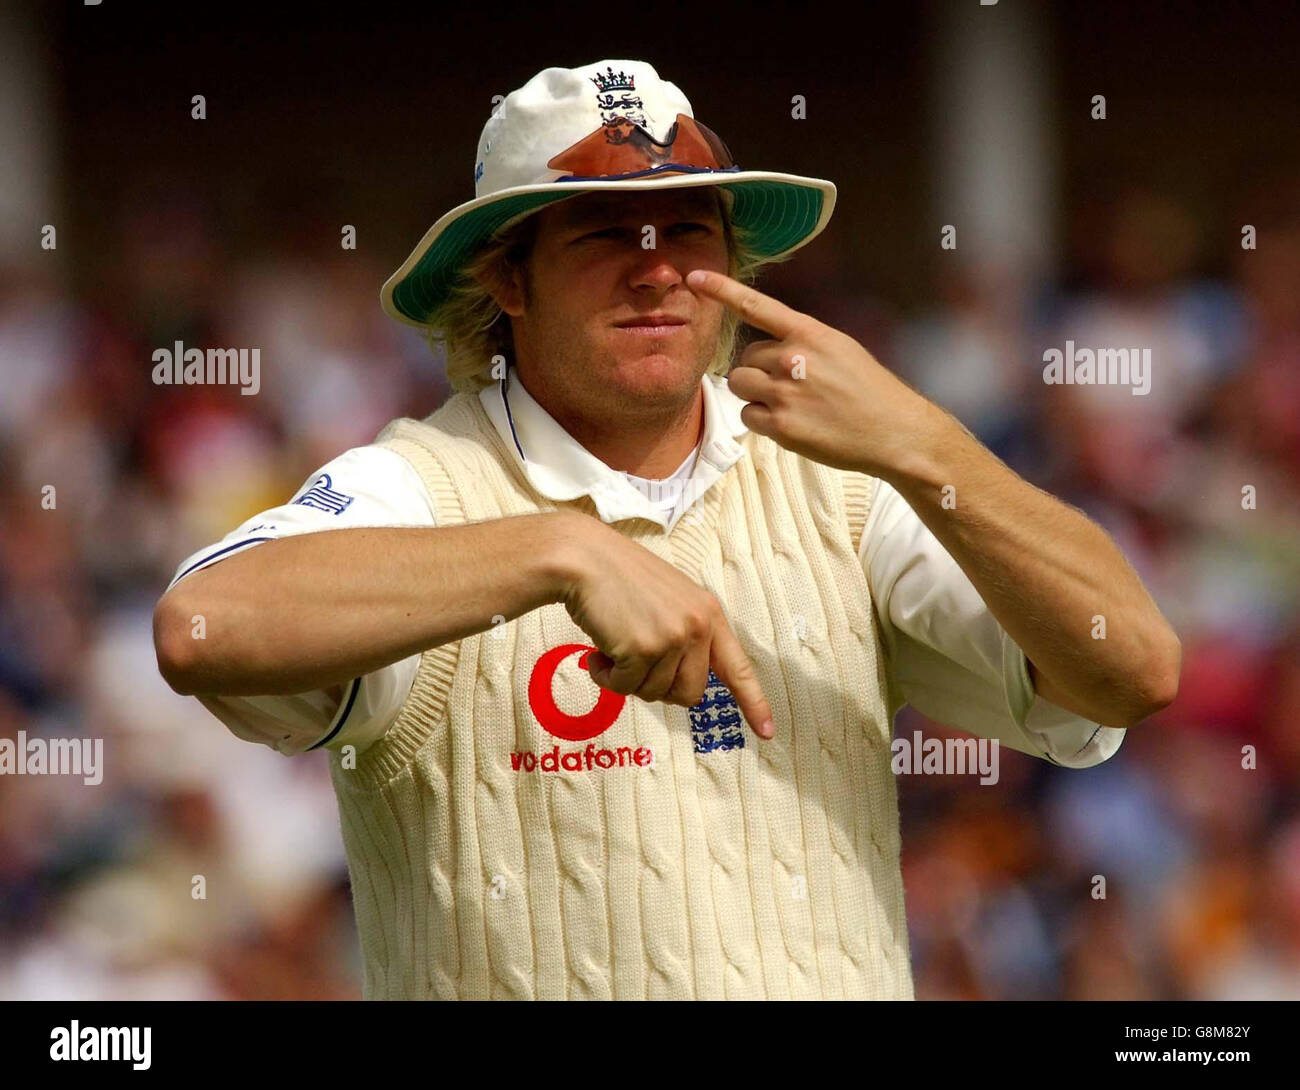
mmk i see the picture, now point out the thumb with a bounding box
[584,649,612,682]
[709,620,775,739]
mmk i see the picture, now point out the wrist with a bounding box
[538,508,601,606]
[876,400,964,493]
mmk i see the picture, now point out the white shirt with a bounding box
[167,369,1123,767]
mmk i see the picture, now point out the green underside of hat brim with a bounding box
[385,177,830,327]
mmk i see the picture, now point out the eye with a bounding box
[577,227,623,241]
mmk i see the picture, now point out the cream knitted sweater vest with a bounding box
[327,391,913,1000]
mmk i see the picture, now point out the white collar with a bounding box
[479,368,750,530]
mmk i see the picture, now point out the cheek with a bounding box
[699,300,727,330]
[529,273,593,330]
[699,235,731,272]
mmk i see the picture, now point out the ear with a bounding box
[475,264,527,318]
[499,266,527,318]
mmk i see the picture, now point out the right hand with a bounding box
[555,515,775,739]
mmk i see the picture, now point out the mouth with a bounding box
[614,314,689,336]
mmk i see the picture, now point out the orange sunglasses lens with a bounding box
[547,114,736,179]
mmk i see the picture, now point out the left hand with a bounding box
[685,269,938,478]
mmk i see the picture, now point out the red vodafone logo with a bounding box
[527,643,626,742]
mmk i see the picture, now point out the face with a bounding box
[494,187,732,422]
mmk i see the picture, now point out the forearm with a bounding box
[680,270,1179,725]
[881,404,1181,728]
[154,511,593,696]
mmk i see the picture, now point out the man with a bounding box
[153,59,1180,1000]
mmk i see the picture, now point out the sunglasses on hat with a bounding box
[547,114,739,181]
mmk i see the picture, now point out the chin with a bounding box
[612,352,703,394]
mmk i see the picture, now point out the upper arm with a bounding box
[159,442,434,752]
[162,443,436,594]
[859,479,1123,767]
[193,653,420,757]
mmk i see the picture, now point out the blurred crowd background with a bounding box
[1,1,1297,999]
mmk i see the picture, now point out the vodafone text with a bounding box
[510,743,654,772]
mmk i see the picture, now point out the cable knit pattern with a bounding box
[327,392,913,1000]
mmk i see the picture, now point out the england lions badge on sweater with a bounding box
[689,670,745,754]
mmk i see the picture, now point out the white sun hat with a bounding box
[381,58,837,328]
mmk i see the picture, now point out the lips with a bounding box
[614,314,688,328]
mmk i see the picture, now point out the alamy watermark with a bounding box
[1042,341,1151,396]
[152,341,260,395]
[891,730,999,785]
[0,731,103,785]
[50,1021,150,1070]
[593,468,710,521]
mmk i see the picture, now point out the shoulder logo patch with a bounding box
[292,474,355,515]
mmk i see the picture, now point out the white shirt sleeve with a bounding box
[166,445,434,757]
[859,477,1125,768]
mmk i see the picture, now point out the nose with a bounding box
[627,245,686,294]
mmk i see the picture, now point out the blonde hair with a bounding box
[420,189,787,394]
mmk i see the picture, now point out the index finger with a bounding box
[708,616,775,740]
[686,269,806,340]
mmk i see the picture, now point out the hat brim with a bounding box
[380,171,836,328]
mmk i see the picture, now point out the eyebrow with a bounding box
[559,197,722,228]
